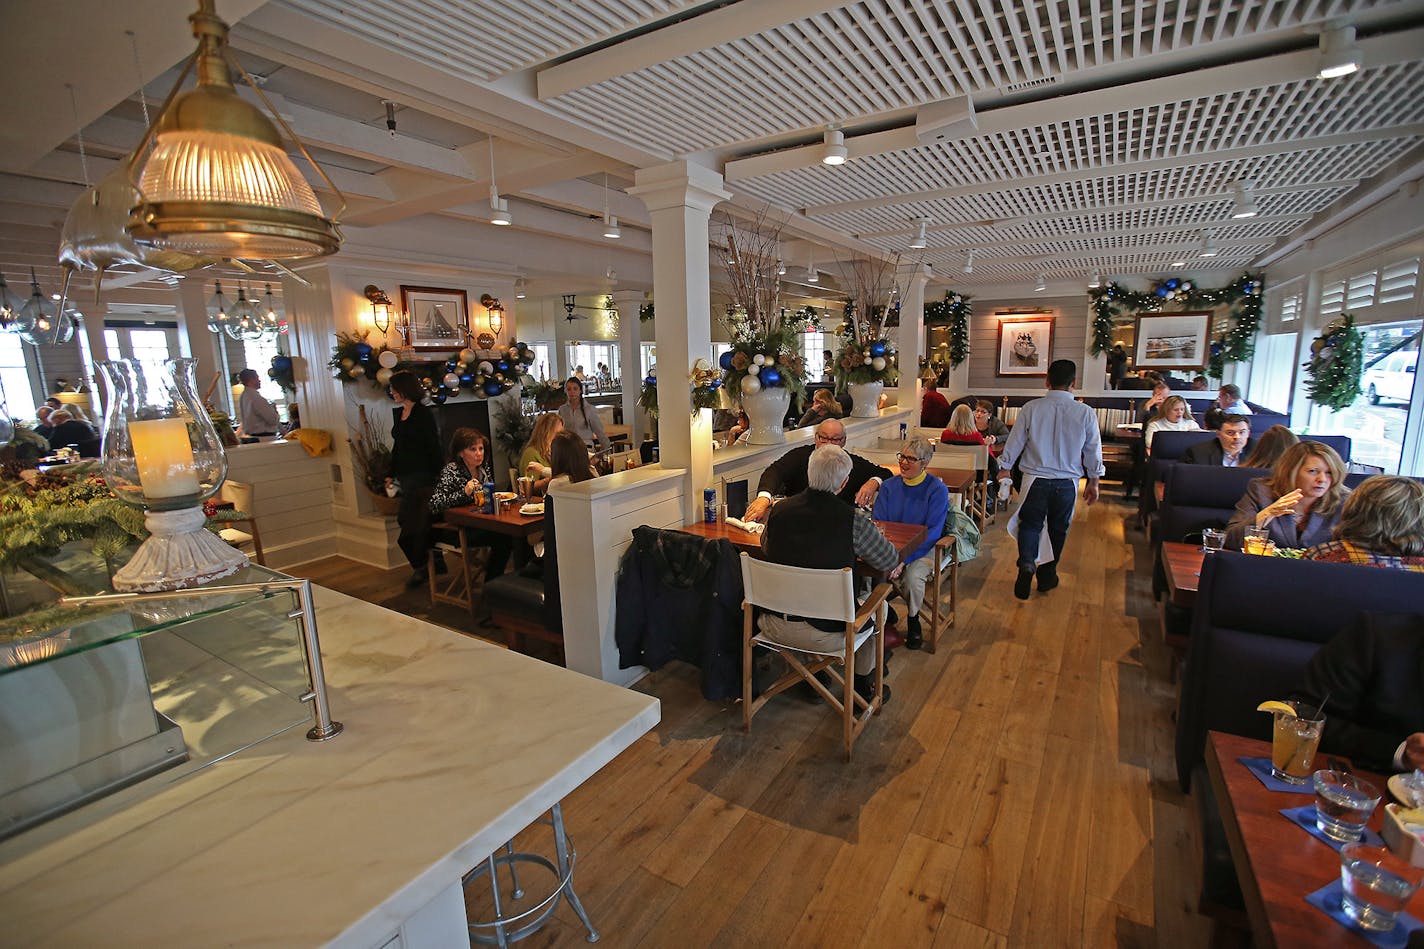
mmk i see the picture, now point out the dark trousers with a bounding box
[396,479,435,571]
[1015,477,1077,573]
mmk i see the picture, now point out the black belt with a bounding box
[249,432,276,436]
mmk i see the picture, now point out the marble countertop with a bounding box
[0,585,660,947]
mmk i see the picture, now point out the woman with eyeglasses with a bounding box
[871,437,949,650]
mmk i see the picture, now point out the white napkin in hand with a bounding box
[725,517,765,534]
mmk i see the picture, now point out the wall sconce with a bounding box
[480,293,505,337]
[364,284,393,334]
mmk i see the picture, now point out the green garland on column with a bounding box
[924,290,972,368]
[1303,314,1364,412]
[1088,271,1264,377]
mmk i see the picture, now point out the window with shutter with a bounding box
[1318,280,1347,317]
[1379,258,1419,306]
[1345,270,1377,311]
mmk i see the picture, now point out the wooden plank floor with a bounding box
[292,493,1215,948]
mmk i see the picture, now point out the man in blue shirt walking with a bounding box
[996,360,1105,600]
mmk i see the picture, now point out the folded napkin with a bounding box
[1305,879,1422,947]
[1281,804,1385,850]
[287,428,333,457]
[725,517,764,534]
[1239,757,1316,794]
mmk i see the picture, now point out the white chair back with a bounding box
[876,435,905,451]
[739,554,856,623]
[933,443,988,472]
[220,479,254,512]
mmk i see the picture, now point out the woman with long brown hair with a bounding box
[557,376,608,450]
[519,413,564,495]
[548,430,595,486]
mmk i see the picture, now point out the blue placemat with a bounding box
[1282,804,1386,850]
[1305,879,1423,948]
[1240,756,1316,794]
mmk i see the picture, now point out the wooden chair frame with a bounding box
[429,523,482,616]
[739,554,892,760]
[217,480,266,566]
[927,534,959,654]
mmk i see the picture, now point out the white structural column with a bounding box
[896,262,931,417]
[627,161,731,518]
[611,289,645,443]
[177,278,229,410]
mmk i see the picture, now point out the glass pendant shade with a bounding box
[207,280,230,334]
[98,358,226,512]
[18,271,76,346]
[127,2,341,261]
[0,271,25,331]
[225,285,263,340]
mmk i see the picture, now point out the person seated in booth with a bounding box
[741,418,891,524]
[1303,476,1424,571]
[45,409,100,456]
[871,437,948,650]
[972,399,1011,446]
[519,413,564,496]
[1190,375,1210,391]
[796,388,843,428]
[1137,379,1172,425]
[429,427,512,583]
[1240,425,1299,469]
[1292,611,1424,775]
[1144,395,1201,454]
[1225,441,1350,551]
[1214,383,1252,415]
[34,405,55,439]
[1181,415,1252,466]
[760,444,901,705]
[920,380,951,429]
[939,404,985,447]
[547,430,596,487]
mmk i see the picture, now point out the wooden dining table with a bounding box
[443,502,546,567]
[680,517,928,574]
[1161,540,1206,608]
[1205,731,1424,948]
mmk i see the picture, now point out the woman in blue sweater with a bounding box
[872,436,949,649]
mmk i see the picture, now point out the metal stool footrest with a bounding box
[461,802,598,946]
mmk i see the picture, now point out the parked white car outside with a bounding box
[1362,349,1419,405]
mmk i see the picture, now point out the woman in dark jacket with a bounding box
[389,371,444,587]
[429,427,512,581]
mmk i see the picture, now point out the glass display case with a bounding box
[0,544,339,841]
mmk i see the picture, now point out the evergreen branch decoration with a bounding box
[639,361,724,419]
[0,477,148,571]
[1088,271,1264,376]
[639,302,655,322]
[1303,313,1364,412]
[925,290,972,367]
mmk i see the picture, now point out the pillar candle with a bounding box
[130,417,200,499]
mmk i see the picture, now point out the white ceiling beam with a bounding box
[724,27,1424,182]
[805,123,1424,215]
[946,241,1274,267]
[867,214,1308,249]
[536,0,848,100]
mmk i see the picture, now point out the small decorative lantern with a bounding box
[98,358,248,591]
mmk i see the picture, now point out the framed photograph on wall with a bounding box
[399,285,468,349]
[996,315,1055,377]
[1133,311,1210,370]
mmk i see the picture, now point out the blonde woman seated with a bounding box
[519,413,563,495]
[1225,441,1349,550]
[1303,476,1424,571]
[1143,395,1201,453]
[797,388,842,428]
[939,403,986,446]
[871,437,949,650]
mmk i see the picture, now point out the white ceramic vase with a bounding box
[847,381,884,418]
[742,386,790,444]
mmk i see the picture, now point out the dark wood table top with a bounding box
[1161,540,1205,608]
[443,502,545,537]
[1206,731,1423,949]
[680,518,928,566]
[929,467,976,493]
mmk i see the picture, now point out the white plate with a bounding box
[1388,773,1424,807]
[519,503,545,516]
[494,492,517,502]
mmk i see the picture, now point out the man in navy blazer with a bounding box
[1181,416,1252,467]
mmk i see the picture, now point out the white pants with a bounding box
[757,614,876,675]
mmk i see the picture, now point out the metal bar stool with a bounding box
[461,802,598,946]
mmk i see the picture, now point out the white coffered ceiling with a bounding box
[1,0,1422,302]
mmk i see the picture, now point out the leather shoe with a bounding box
[405,569,429,589]
[1013,568,1034,600]
[854,674,891,707]
[905,615,923,650]
[1036,564,1059,593]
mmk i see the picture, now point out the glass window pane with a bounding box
[0,334,37,419]
[1308,320,1420,473]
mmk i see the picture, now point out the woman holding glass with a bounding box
[871,437,949,650]
[519,413,563,496]
[1225,441,1350,551]
[1143,395,1201,453]
[429,427,512,582]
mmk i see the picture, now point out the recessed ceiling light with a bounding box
[821,128,848,166]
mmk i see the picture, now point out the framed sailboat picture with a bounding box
[399,285,468,349]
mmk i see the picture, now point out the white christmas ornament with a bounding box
[752,354,766,366]
[740,374,762,395]
[443,372,461,389]
[378,350,399,369]
[871,357,887,371]
[748,363,760,375]
[478,361,494,374]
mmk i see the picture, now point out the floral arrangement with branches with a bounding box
[641,360,728,418]
[347,405,393,496]
[492,399,535,457]
[832,253,902,388]
[329,330,536,401]
[924,290,972,368]
[713,212,808,402]
[639,302,655,323]
[1089,272,1264,377]
[1303,313,1364,412]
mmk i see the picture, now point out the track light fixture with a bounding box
[601,173,621,238]
[1231,180,1259,219]
[488,137,511,225]
[963,250,975,275]
[908,217,929,250]
[1088,272,1102,289]
[1199,231,1220,257]
[1034,272,1047,293]
[1318,22,1362,79]
[821,128,848,166]
[514,277,527,299]
[776,258,786,276]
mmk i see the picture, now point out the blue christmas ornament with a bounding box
[1210,341,1223,357]
[1165,278,1180,290]
[718,350,735,371]
[483,381,505,397]
[432,389,449,405]
[354,342,373,358]
[1156,286,1171,298]
[496,360,510,372]
[460,372,475,386]
[868,340,887,358]
[760,367,782,387]
[709,379,721,389]
[271,355,292,371]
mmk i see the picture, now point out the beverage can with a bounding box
[483,480,495,513]
[704,487,718,524]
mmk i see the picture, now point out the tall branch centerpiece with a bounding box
[715,213,807,443]
[833,253,902,417]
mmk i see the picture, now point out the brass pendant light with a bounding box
[127,0,344,260]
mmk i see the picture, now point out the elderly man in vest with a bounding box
[759,444,901,705]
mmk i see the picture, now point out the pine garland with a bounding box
[1303,313,1365,412]
[1088,272,1264,377]
[925,290,972,367]
[0,477,148,571]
